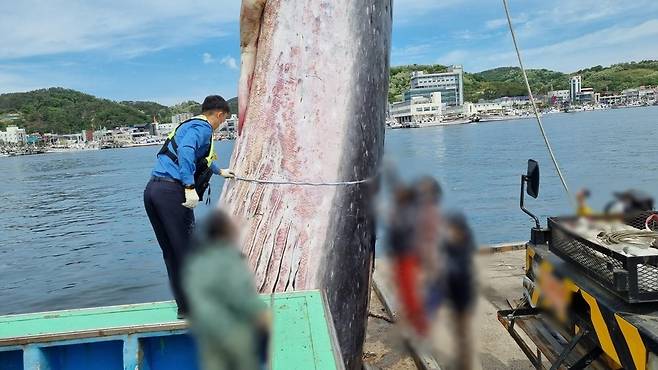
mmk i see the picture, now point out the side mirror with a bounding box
[520,159,540,230]
[526,159,540,199]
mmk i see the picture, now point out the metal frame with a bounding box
[497,308,603,370]
[548,215,658,303]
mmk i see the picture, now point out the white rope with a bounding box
[502,0,574,207]
[222,171,378,186]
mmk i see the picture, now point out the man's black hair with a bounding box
[201,95,230,114]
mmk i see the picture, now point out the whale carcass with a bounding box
[221,1,392,368]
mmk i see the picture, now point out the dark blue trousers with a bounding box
[144,178,194,312]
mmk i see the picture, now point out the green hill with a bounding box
[0,89,239,134]
[389,60,658,103]
[0,88,150,134]
[574,61,658,93]
[2,61,656,134]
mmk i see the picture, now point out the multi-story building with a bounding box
[223,114,237,133]
[494,96,532,107]
[390,92,442,125]
[171,112,194,125]
[570,75,582,103]
[623,86,657,104]
[574,87,599,104]
[0,125,27,144]
[547,90,570,104]
[599,94,624,106]
[155,122,177,136]
[403,65,464,107]
[471,102,504,115]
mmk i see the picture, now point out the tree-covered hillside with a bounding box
[0,88,239,134]
[389,60,658,103]
[0,88,149,133]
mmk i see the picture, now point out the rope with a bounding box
[598,230,658,246]
[502,0,574,207]
[221,170,378,186]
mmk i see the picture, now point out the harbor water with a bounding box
[1,107,657,314]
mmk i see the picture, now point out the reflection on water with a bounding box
[1,107,657,314]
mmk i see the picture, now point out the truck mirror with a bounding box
[527,159,540,199]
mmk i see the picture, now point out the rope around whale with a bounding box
[220,170,379,186]
[502,0,574,207]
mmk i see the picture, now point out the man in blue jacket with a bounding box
[144,95,231,318]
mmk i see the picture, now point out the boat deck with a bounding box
[0,290,341,370]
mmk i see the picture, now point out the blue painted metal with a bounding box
[2,330,196,370]
[0,291,342,370]
[0,348,23,370]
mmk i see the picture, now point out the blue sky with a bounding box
[1,0,657,105]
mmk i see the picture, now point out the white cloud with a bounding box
[220,56,239,70]
[485,18,508,30]
[201,53,238,70]
[0,1,240,60]
[436,50,470,66]
[202,53,216,64]
[436,19,658,72]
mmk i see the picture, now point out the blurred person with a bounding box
[413,177,443,288]
[144,95,232,318]
[576,188,593,216]
[387,183,429,336]
[605,189,654,214]
[439,212,477,370]
[184,210,270,370]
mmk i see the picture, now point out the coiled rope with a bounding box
[502,0,574,207]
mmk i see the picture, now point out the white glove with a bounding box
[219,169,235,178]
[182,188,200,209]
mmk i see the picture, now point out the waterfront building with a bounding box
[547,90,570,104]
[223,114,237,133]
[599,94,624,106]
[403,65,464,107]
[26,134,42,145]
[0,125,27,144]
[56,132,86,145]
[390,92,442,125]
[573,87,599,104]
[494,96,532,106]
[570,75,582,103]
[638,86,657,103]
[623,86,657,104]
[473,102,504,115]
[155,122,176,136]
[171,112,194,125]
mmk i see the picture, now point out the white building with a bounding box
[599,94,624,106]
[155,122,177,136]
[390,92,442,125]
[223,114,237,133]
[171,112,194,125]
[0,125,27,144]
[404,66,464,106]
[570,76,582,103]
[623,86,657,104]
[469,102,504,115]
[547,90,570,104]
[494,96,532,107]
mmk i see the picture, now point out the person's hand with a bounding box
[182,188,200,209]
[219,169,235,178]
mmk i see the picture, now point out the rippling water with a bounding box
[1,107,657,314]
